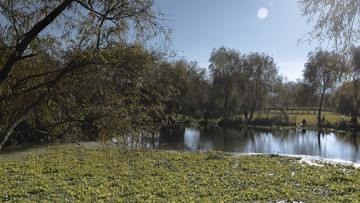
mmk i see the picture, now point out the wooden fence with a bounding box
[267,106,334,114]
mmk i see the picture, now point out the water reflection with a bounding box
[160,126,360,163]
[352,132,358,151]
[184,128,200,150]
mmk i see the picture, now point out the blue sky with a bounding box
[154,0,323,82]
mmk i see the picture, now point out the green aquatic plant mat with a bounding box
[1,147,360,202]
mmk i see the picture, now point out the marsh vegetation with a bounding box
[3,0,360,201]
[2,147,360,202]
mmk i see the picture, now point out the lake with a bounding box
[3,126,360,165]
[159,126,360,164]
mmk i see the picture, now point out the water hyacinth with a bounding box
[1,147,360,202]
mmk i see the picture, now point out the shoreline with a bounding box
[2,141,360,169]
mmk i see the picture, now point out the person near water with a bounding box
[302,118,306,127]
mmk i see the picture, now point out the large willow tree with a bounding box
[0,0,172,149]
[299,0,360,51]
[303,49,346,125]
[243,52,278,120]
[209,46,243,119]
[299,0,360,120]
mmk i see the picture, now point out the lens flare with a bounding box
[257,8,268,19]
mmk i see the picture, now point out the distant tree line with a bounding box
[158,46,360,127]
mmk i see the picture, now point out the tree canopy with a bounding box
[4,1,360,149]
[303,48,346,124]
[0,0,172,149]
[299,0,360,52]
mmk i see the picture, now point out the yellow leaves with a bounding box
[2,148,360,201]
[89,12,97,20]
[47,99,53,106]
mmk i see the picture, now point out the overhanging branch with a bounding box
[0,0,74,86]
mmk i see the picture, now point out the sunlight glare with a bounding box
[257,8,268,19]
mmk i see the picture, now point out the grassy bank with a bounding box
[1,147,360,202]
[273,111,350,124]
[216,111,352,130]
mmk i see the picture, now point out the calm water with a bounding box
[159,126,360,164]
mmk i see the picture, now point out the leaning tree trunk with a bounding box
[0,93,47,149]
[0,0,74,86]
[279,106,289,123]
[0,59,92,149]
[0,0,74,150]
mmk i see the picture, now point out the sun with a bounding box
[257,8,268,20]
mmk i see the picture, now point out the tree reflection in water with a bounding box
[352,132,358,151]
[159,126,360,163]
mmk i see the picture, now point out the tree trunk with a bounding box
[0,0,74,86]
[0,60,92,150]
[355,100,360,118]
[0,93,46,149]
[0,0,75,150]
[318,86,326,126]
[249,97,257,120]
[224,87,229,119]
[249,82,258,120]
[279,106,289,122]
[353,79,360,118]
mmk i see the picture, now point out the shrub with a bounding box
[249,117,272,126]
[336,116,348,131]
[218,116,243,126]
